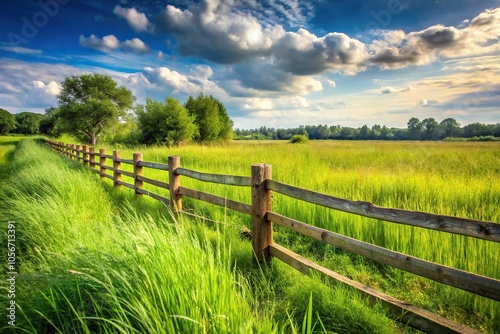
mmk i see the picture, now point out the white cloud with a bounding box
[326,79,336,87]
[33,80,61,96]
[370,8,500,69]
[0,46,42,54]
[122,38,151,54]
[135,65,225,97]
[113,5,154,32]
[79,34,121,53]
[79,34,151,55]
[381,85,414,94]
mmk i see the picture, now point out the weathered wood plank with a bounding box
[91,169,113,180]
[178,186,252,215]
[116,180,135,190]
[138,161,169,171]
[270,243,480,334]
[176,167,251,186]
[133,153,144,197]
[136,188,169,204]
[266,180,500,242]
[269,212,500,301]
[169,156,182,213]
[251,163,273,262]
[116,169,134,178]
[136,175,169,189]
[116,158,134,165]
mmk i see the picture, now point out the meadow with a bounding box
[112,139,500,332]
[0,137,498,333]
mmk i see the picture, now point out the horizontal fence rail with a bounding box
[44,139,500,334]
[268,212,500,300]
[176,167,252,186]
[267,180,500,242]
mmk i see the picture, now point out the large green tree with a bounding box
[136,97,198,146]
[57,74,134,145]
[15,112,46,135]
[185,94,233,142]
[0,108,16,135]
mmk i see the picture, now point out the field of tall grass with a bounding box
[0,139,397,333]
[105,139,500,333]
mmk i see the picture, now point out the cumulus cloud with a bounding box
[155,2,283,63]
[33,80,61,96]
[418,98,441,107]
[381,85,414,94]
[272,30,368,75]
[122,38,152,54]
[370,8,500,69]
[222,57,323,95]
[113,5,154,32]
[79,34,121,53]
[133,64,225,97]
[79,34,151,55]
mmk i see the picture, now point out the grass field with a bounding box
[110,140,500,333]
[0,139,396,333]
[1,138,499,333]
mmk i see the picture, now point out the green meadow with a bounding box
[0,137,499,333]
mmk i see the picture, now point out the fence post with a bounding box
[99,149,106,180]
[67,144,72,159]
[89,147,95,170]
[251,163,273,263]
[113,150,121,187]
[83,145,89,167]
[76,145,82,162]
[168,156,182,213]
[134,153,144,197]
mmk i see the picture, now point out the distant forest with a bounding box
[235,117,500,141]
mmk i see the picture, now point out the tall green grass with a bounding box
[103,140,500,333]
[0,140,396,333]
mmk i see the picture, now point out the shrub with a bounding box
[289,134,308,144]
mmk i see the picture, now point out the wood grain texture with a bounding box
[266,180,500,242]
[269,212,500,301]
[178,186,252,215]
[251,164,272,262]
[138,161,170,171]
[270,243,480,334]
[176,167,251,186]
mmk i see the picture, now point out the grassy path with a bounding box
[0,140,395,333]
[0,136,21,179]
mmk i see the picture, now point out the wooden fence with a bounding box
[45,139,500,334]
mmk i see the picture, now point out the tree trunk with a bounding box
[91,134,97,145]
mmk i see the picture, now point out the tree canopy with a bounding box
[0,108,16,135]
[185,94,233,142]
[136,97,198,146]
[57,74,134,145]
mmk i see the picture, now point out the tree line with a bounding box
[0,74,233,146]
[235,118,500,141]
[1,73,499,143]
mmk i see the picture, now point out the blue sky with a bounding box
[1,0,499,129]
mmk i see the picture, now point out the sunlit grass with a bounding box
[104,139,500,333]
[0,140,395,333]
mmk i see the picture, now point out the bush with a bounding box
[289,134,308,144]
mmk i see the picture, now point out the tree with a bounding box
[57,74,134,145]
[359,125,371,140]
[421,118,440,140]
[407,117,422,140]
[0,108,16,135]
[15,112,46,135]
[185,94,233,142]
[440,118,461,138]
[136,97,198,146]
